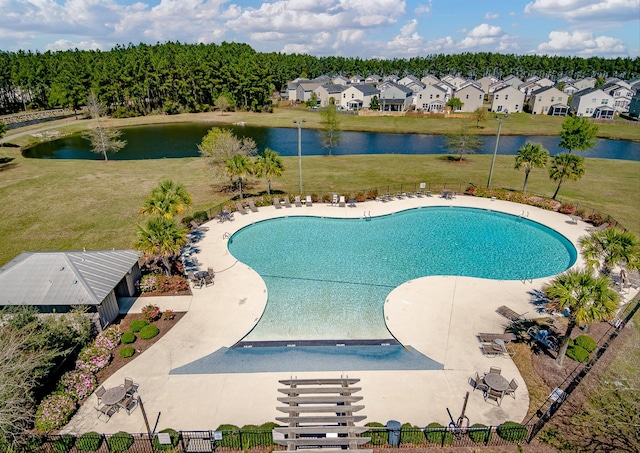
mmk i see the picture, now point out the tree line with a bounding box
[1,42,639,116]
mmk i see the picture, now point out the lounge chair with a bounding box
[528,327,558,351]
[586,222,610,232]
[248,199,258,212]
[473,372,489,393]
[235,202,248,214]
[504,378,518,399]
[481,342,506,356]
[568,215,580,224]
[338,196,346,207]
[204,272,214,286]
[477,332,516,343]
[188,271,202,289]
[283,196,292,208]
[496,305,525,322]
[273,197,282,209]
[305,195,313,207]
[294,196,303,207]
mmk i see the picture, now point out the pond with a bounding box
[23,123,640,161]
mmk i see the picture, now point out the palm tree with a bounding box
[139,180,192,219]
[579,228,640,275]
[543,269,619,365]
[549,152,585,199]
[514,142,549,192]
[225,154,253,199]
[134,217,188,276]
[254,148,285,195]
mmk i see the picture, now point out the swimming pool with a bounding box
[228,207,576,344]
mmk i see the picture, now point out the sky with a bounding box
[1,0,639,58]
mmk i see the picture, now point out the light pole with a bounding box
[487,113,508,188]
[293,119,305,194]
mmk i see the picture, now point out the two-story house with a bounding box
[453,82,484,112]
[490,85,525,113]
[502,75,524,89]
[475,75,498,95]
[601,81,633,113]
[442,75,468,89]
[573,77,596,91]
[398,75,426,93]
[378,82,413,111]
[529,86,568,115]
[314,84,346,107]
[341,84,380,110]
[331,75,350,86]
[420,74,441,87]
[628,91,640,118]
[570,88,615,118]
[365,74,381,84]
[414,84,449,112]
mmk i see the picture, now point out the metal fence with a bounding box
[30,425,537,452]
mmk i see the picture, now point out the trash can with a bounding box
[386,420,401,447]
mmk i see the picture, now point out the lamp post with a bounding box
[487,113,508,188]
[293,119,305,194]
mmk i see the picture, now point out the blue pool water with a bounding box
[228,207,576,343]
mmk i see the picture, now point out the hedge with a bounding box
[365,422,387,445]
[53,434,75,453]
[567,344,590,362]
[152,428,180,450]
[129,319,148,332]
[139,324,160,340]
[468,423,492,443]
[106,432,134,452]
[215,425,241,449]
[119,345,135,358]
[121,331,136,344]
[76,432,102,452]
[496,421,527,442]
[424,422,453,445]
[400,423,425,445]
[574,335,597,353]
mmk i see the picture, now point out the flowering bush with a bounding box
[465,187,561,211]
[558,204,575,214]
[142,304,161,322]
[155,275,189,294]
[588,212,607,226]
[59,370,97,401]
[35,392,77,432]
[162,309,175,321]
[95,325,122,351]
[138,274,157,292]
[76,345,111,373]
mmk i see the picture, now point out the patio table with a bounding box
[484,373,509,393]
[101,386,126,406]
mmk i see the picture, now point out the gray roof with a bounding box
[0,250,140,306]
[350,84,380,96]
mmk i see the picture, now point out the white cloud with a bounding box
[467,23,503,38]
[524,0,638,23]
[535,30,628,56]
[484,12,499,19]
[414,1,432,15]
[45,38,102,51]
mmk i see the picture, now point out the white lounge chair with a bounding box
[283,196,292,208]
[338,196,346,207]
[305,195,313,207]
[294,196,303,207]
[273,197,282,209]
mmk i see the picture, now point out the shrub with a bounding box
[558,203,575,214]
[138,274,157,293]
[152,428,180,450]
[193,210,209,223]
[162,310,175,321]
[140,324,160,340]
[574,208,586,219]
[468,423,492,443]
[257,422,280,446]
[355,192,366,202]
[465,185,477,195]
[574,335,597,352]
[588,212,605,226]
[424,422,453,445]
[181,215,194,226]
[119,345,135,358]
[59,370,97,401]
[240,425,264,447]
[95,324,122,350]
[365,422,387,445]
[106,431,134,452]
[53,434,75,453]
[142,304,161,322]
[121,331,136,344]
[76,345,111,373]
[567,344,590,362]
[400,423,425,445]
[366,188,379,200]
[215,424,241,448]
[76,432,102,452]
[154,275,189,294]
[496,421,527,442]
[130,319,148,332]
[35,393,77,431]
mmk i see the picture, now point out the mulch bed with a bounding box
[95,311,186,385]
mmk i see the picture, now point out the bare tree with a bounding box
[198,127,257,181]
[215,96,231,116]
[82,91,126,161]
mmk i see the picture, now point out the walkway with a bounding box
[63,194,635,434]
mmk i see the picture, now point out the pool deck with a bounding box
[63,194,638,435]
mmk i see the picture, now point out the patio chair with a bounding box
[481,343,505,356]
[294,195,303,207]
[95,385,106,402]
[484,388,503,406]
[204,272,214,286]
[273,197,282,209]
[305,195,313,207]
[188,271,202,289]
[248,199,258,212]
[332,194,338,205]
[124,377,138,397]
[496,305,525,323]
[477,332,516,343]
[489,366,501,375]
[473,372,489,393]
[207,267,214,276]
[117,394,138,415]
[96,403,117,422]
[338,196,346,207]
[235,202,248,215]
[504,378,518,399]
[283,196,292,208]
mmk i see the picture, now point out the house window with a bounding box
[466,94,469,99]
[601,99,608,104]
[497,105,503,112]
[551,97,554,101]
[436,94,440,98]
[505,95,509,100]
[495,95,499,99]
[592,98,596,103]
[351,94,354,99]
[558,97,562,101]
[538,97,542,101]
[343,93,346,98]
[419,94,422,99]
[515,105,519,111]
[430,94,433,99]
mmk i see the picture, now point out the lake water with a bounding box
[23,123,640,161]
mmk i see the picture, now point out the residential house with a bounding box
[435,80,456,99]
[518,80,542,99]
[287,78,310,101]
[314,84,346,107]
[536,77,555,88]
[628,91,640,118]
[601,81,633,113]
[475,75,498,95]
[573,77,596,91]
[312,75,332,84]
[415,84,449,112]
[420,74,441,86]
[453,82,484,112]
[296,82,323,103]
[560,83,579,96]
[570,88,615,118]
[383,74,399,83]
[442,75,468,89]
[490,85,525,113]
[502,75,524,89]
[488,80,508,94]
[341,84,380,110]
[378,81,413,111]
[557,76,575,85]
[349,74,365,84]
[0,250,142,329]
[365,74,381,84]
[398,75,426,93]
[331,75,350,85]
[529,86,568,115]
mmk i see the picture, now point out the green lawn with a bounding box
[1,146,638,267]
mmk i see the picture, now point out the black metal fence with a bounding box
[29,425,537,452]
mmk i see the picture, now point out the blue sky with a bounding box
[2,0,638,58]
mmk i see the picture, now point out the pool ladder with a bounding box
[222,232,231,240]
[363,210,372,220]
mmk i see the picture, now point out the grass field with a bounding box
[1,110,638,266]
